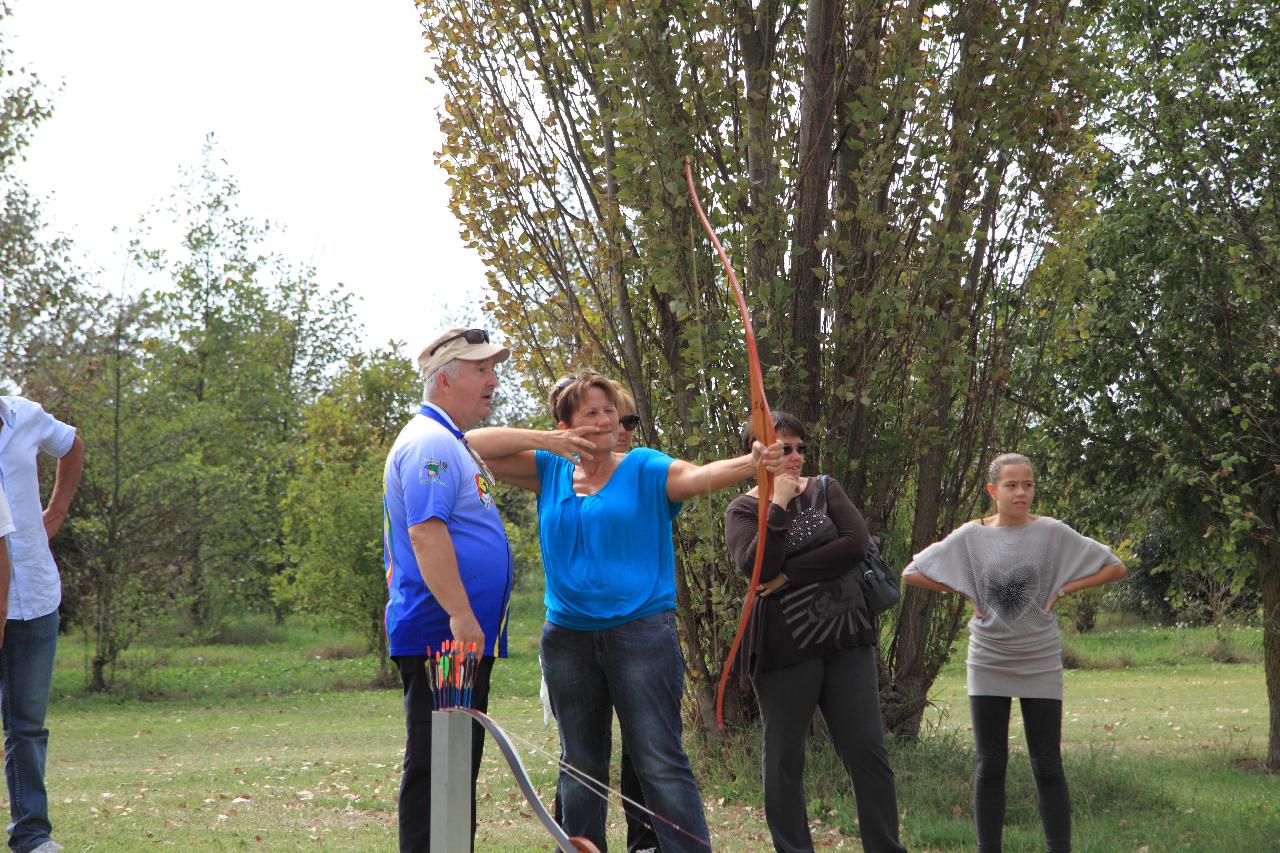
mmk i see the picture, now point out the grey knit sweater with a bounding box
[904,517,1120,699]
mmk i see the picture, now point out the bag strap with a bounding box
[816,474,829,514]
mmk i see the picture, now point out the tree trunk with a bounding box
[578,0,649,427]
[90,657,108,693]
[887,408,949,737]
[783,0,840,425]
[1261,537,1280,771]
[736,0,786,331]
[674,535,719,735]
[372,610,392,679]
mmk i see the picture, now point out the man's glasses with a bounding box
[429,328,489,356]
[619,415,641,431]
[781,443,806,456]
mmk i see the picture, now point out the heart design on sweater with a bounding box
[980,562,1047,626]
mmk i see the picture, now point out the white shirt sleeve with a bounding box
[0,488,14,538]
[32,402,77,458]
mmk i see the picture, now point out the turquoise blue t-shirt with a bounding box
[535,448,682,630]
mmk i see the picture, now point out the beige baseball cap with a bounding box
[417,328,511,378]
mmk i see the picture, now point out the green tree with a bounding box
[131,137,359,633]
[419,0,1100,735]
[276,347,419,674]
[50,296,216,690]
[1037,0,1279,769]
[0,1,88,393]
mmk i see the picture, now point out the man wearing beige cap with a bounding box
[382,327,512,851]
[383,328,593,851]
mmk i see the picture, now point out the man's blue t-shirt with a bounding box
[535,448,682,630]
[383,404,512,658]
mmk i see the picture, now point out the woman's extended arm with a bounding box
[465,426,598,492]
[666,441,782,502]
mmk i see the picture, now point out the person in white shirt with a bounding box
[0,488,14,646]
[0,395,85,853]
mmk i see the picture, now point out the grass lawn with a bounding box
[19,594,1280,851]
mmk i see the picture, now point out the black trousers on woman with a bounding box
[969,695,1071,853]
[752,644,907,853]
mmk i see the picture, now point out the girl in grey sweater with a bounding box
[903,453,1125,853]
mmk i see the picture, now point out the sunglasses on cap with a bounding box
[619,414,641,431]
[781,443,806,456]
[429,328,490,356]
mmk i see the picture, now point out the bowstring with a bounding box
[496,720,714,850]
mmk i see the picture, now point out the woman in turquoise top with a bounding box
[470,369,782,852]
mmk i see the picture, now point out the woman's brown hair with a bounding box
[548,369,621,424]
[739,411,806,454]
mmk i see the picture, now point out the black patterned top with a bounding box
[725,476,875,675]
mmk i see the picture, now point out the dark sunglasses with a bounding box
[429,328,489,356]
[781,443,806,456]
[619,414,641,431]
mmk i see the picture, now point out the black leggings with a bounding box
[970,695,1071,853]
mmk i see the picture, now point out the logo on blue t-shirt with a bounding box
[419,458,448,484]
[475,472,495,509]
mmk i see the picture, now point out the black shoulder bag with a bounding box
[857,538,901,616]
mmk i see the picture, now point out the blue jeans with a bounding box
[542,611,710,852]
[1,611,59,853]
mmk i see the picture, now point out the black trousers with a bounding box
[752,644,907,853]
[969,695,1071,853]
[394,654,495,853]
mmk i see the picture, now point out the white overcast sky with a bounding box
[7,0,488,358]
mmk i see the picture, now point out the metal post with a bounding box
[430,709,473,851]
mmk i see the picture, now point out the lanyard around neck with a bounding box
[420,405,497,488]
[420,404,463,439]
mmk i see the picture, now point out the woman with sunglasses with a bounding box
[616,411,642,452]
[609,381,661,851]
[724,412,906,853]
[611,382,643,453]
[468,369,783,852]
